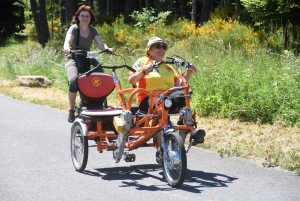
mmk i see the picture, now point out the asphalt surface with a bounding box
[0,94,299,201]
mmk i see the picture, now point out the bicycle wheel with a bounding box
[71,122,88,172]
[162,131,187,188]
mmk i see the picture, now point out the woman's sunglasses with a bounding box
[152,43,168,50]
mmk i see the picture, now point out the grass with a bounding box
[0,16,299,175]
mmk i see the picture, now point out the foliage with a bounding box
[240,0,300,54]
[130,8,172,30]
[241,0,300,26]
[1,41,67,90]
[0,0,27,44]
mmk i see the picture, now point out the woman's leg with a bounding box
[168,91,186,113]
[65,57,79,122]
[91,59,104,72]
[138,97,150,113]
[65,58,79,108]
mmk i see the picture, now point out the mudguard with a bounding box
[71,119,88,136]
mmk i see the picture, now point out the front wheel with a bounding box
[162,131,187,188]
[71,122,88,172]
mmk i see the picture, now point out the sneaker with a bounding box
[68,108,75,123]
[156,151,162,164]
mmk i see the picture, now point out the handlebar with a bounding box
[70,49,112,58]
[85,64,136,76]
[69,49,135,76]
[145,55,195,74]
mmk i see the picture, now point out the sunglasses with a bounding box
[152,43,168,50]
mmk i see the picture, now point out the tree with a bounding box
[124,0,135,24]
[199,0,214,24]
[60,0,67,25]
[0,0,25,42]
[241,0,300,50]
[191,0,197,22]
[64,0,77,25]
[30,0,50,47]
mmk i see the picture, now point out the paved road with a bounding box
[0,94,299,201]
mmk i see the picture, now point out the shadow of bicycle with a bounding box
[81,164,238,193]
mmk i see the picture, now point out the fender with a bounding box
[71,119,88,136]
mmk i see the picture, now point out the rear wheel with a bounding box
[162,131,187,188]
[71,122,88,172]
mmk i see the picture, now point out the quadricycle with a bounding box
[70,50,206,188]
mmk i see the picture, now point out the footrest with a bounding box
[189,129,206,145]
[124,154,136,162]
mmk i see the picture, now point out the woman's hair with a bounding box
[72,5,97,25]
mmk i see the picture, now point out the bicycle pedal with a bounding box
[124,154,136,162]
[189,129,206,145]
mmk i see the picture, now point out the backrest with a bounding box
[77,72,115,109]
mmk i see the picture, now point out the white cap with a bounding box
[146,37,167,55]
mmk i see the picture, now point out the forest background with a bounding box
[0,0,299,174]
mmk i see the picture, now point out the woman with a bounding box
[129,36,197,163]
[63,5,113,123]
[129,36,197,114]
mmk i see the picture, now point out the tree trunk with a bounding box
[124,0,134,24]
[86,0,93,8]
[283,21,289,49]
[235,0,241,13]
[145,0,154,10]
[139,0,143,11]
[199,0,213,24]
[30,0,50,47]
[180,0,188,18]
[107,0,113,16]
[65,0,77,25]
[191,0,197,22]
[98,0,106,15]
[60,0,67,25]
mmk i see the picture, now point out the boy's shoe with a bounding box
[68,108,75,123]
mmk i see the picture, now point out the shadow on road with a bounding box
[81,164,238,193]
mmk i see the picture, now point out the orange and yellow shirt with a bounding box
[131,56,180,104]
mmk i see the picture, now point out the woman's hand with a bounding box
[185,64,197,81]
[63,47,70,55]
[188,64,197,73]
[106,48,114,54]
[142,63,153,75]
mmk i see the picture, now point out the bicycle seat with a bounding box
[81,108,122,117]
[77,72,115,110]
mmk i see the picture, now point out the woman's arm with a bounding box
[185,64,197,81]
[94,35,114,53]
[128,71,144,85]
[128,61,156,85]
[175,64,197,86]
[63,33,74,54]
